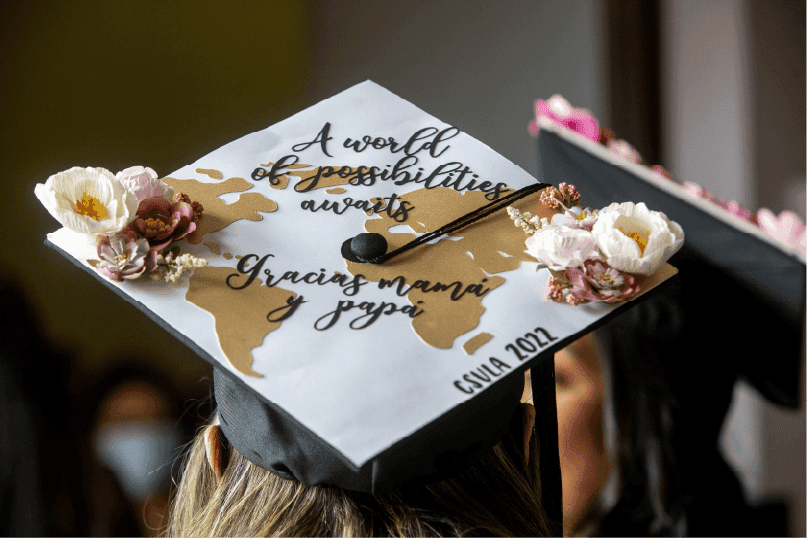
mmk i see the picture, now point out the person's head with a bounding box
[552,285,691,536]
[166,402,551,537]
[553,333,610,536]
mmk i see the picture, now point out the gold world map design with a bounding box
[181,166,549,378]
[344,187,542,349]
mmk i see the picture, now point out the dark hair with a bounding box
[585,276,771,536]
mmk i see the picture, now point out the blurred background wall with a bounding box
[0,0,803,534]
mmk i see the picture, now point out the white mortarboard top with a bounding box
[38,81,682,495]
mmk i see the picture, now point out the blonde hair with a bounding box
[166,404,551,537]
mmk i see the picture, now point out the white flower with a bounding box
[34,166,138,235]
[116,166,173,203]
[550,206,599,231]
[592,202,684,275]
[525,226,601,270]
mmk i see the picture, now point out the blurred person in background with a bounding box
[89,364,195,536]
[0,274,141,536]
[548,273,794,536]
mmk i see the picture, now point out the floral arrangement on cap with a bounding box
[530,95,806,256]
[508,183,684,305]
[34,166,207,282]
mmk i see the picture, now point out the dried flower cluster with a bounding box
[540,182,580,210]
[150,251,209,283]
[509,184,684,305]
[506,206,548,235]
[35,166,208,282]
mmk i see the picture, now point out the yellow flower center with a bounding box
[576,211,588,221]
[75,192,108,221]
[619,227,649,255]
[114,250,132,265]
[144,217,171,237]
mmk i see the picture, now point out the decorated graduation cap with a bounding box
[531,96,805,408]
[36,82,683,498]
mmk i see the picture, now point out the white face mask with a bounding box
[94,419,181,502]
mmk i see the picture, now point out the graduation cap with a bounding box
[533,109,805,407]
[37,82,682,530]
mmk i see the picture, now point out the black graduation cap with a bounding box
[535,118,805,408]
[36,82,682,534]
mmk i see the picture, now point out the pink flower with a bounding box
[96,231,157,281]
[757,208,806,254]
[125,196,197,251]
[682,182,756,223]
[529,95,600,142]
[174,192,204,222]
[116,166,173,203]
[559,259,640,304]
[608,139,642,163]
[724,200,756,223]
[682,182,717,201]
[650,165,672,180]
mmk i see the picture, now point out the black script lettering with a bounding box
[267,295,306,322]
[277,270,307,285]
[400,127,439,156]
[429,126,460,157]
[301,269,328,285]
[251,167,269,182]
[344,135,406,154]
[411,279,491,302]
[354,165,382,187]
[372,137,393,150]
[315,300,355,331]
[300,198,348,215]
[341,273,367,296]
[292,122,333,157]
[438,165,475,192]
[294,165,331,192]
[389,155,424,186]
[349,301,400,330]
[343,136,369,153]
[315,299,423,331]
[378,276,408,297]
[260,266,365,297]
[349,199,371,213]
[294,164,359,192]
[422,162,464,189]
[485,182,511,200]
[301,193,412,223]
[227,254,274,290]
[342,126,456,158]
[391,200,413,222]
[251,154,301,186]
[400,302,424,317]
